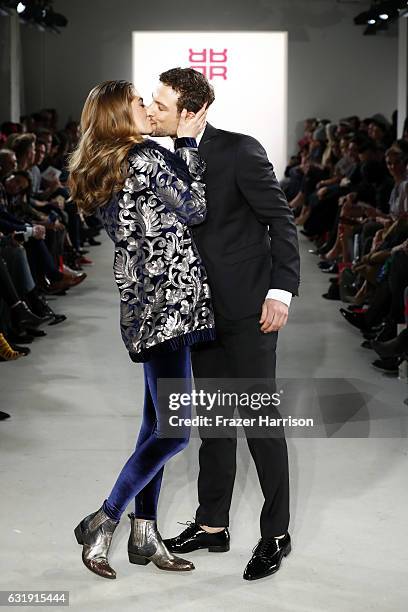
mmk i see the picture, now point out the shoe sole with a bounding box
[169,543,230,554]
[371,364,398,375]
[134,542,230,557]
[128,551,195,570]
[243,542,291,581]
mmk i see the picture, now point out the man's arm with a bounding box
[0,209,28,234]
[235,136,300,298]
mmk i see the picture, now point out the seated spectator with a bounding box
[0,103,104,373]
[0,156,86,295]
[64,121,81,152]
[367,116,393,150]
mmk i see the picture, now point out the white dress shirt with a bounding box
[183,127,292,308]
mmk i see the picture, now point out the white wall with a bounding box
[20,0,398,158]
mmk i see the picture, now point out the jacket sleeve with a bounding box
[0,209,28,234]
[235,136,301,296]
[128,139,207,226]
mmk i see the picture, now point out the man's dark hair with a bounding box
[11,133,36,160]
[369,118,388,133]
[386,139,408,164]
[35,127,52,138]
[1,122,23,136]
[159,67,215,113]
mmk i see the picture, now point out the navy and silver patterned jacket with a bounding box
[99,137,215,362]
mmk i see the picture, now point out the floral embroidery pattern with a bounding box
[100,140,214,359]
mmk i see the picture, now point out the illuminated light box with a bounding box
[132,31,288,179]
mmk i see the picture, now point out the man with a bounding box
[144,68,300,581]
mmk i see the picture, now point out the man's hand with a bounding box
[317,187,329,200]
[259,299,288,333]
[32,225,46,240]
[44,177,61,193]
[53,220,65,231]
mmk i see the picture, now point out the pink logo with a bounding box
[189,49,228,80]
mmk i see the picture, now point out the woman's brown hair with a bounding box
[68,80,143,215]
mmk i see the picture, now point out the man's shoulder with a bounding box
[213,127,262,151]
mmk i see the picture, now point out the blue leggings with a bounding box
[103,346,191,522]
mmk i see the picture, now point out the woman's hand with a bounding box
[177,104,208,139]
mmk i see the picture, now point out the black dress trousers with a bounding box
[192,312,290,538]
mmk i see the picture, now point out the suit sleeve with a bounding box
[236,136,300,296]
[128,141,207,226]
[0,209,28,234]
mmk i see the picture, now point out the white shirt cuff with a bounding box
[266,289,292,307]
[24,225,33,240]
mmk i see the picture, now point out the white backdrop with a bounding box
[132,31,288,179]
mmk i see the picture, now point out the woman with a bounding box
[68,80,215,579]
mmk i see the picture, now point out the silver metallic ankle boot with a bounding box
[74,506,119,579]
[127,513,195,571]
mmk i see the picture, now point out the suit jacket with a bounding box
[192,123,301,320]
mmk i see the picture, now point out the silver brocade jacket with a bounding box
[99,137,215,362]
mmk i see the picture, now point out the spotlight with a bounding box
[2,0,68,32]
[41,8,68,30]
[355,1,402,34]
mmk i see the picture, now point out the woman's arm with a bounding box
[128,140,207,226]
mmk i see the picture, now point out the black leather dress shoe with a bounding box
[372,328,408,359]
[321,263,338,274]
[163,521,230,554]
[24,328,47,337]
[243,533,291,581]
[9,343,30,356]
[12,301,47,330]
[8,331,34,344]
[339,308,369,331]
[318,260,333,269]
[0,411,11,420]
[371,357,402,375]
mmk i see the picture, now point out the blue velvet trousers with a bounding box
[103,346,192,522]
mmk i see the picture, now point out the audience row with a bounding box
[0,110,104,419]
[283,113,408,378]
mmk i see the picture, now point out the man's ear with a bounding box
[186,111,195,119]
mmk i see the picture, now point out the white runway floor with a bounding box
[1,232,407,612]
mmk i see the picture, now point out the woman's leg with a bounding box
[134,346,192,519]
[103,346,192,522]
